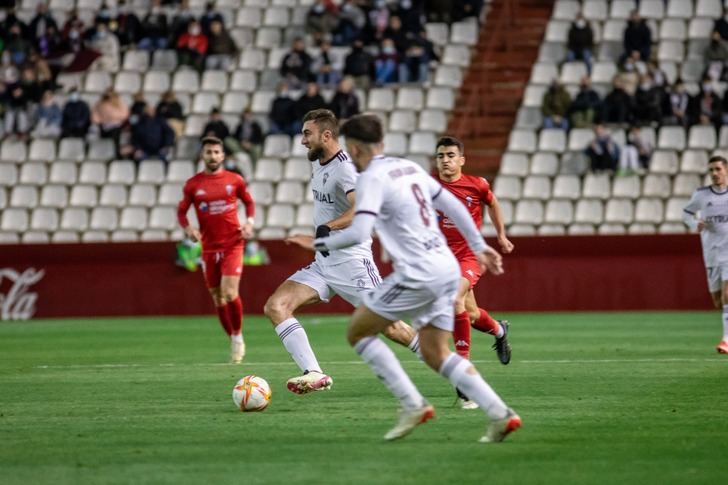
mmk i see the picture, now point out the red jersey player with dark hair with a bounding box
[177,136,255,363]
[434,136,514,408]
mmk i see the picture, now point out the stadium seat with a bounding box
[493,176,522,200]
[122,50,150,72]
[635,199,665,224]
[250,90,276,114]
[649,150,680,174]
[28,139,56,162]
[192,92,220,114]
[148,207,177,231]
[507,130,537,153]
[530,63,559,85]
[0,165,18,186]
[409,132,437,155]
[389,110,417,132]
[500,153,529,177]
[50,230,80,243]
[696,0,722,17]
[598,223,627,235]
[434,65,462,88]
[143,71,171,93]
[426,87,454,110]
[642,174,672,198]
[538,129,566,152]
[108,161,136,185]
[236,7,262,27]
[239,48,266,71]
[253,158,283,182]
[69,185,98,208]
[529,153,558,176]
[629,223,658,234]
[85,71,112,93]
[639,0,665,18]
[263,7,289,27]
[1,140,27,162]
[248,181,274,206]
[658,126,686,150]
[136,161,166,185]
[295,203,314,227]
[667,0,694,18]
[610,0,637,19]
[538,42,567,63]
[149,50,177,71]
[255,27,282,49]
[258,227,288,240]
[39,185,68,208]
[545,20,569,42]
[128,185,158,208]
[275,180,304,204]
[538,224,567,236]
[283,158,311,181]
[98,185,127,208]
[568,223,597,235]
[1,208,29,232]
[19,163,48,185]
[688,125,717,150]
[658,40,685,62]
[567,128,593,152]
[201,70,229,93]
[560,62,588,85]
[605,199,634,224]
[383,133,408,156]
[60,208,89,231]
[515,107,543,129]
[514,200,544,225]
[56,138,85,163]
[554,0,581,20]
[263,135,292,158]
[266,204,295,228]
[368,88,395,111]
[509,224,537,236]
[425,22,449,46]
[612,175,641,199]
[21,231,49,243]
[442,45,471,67]
[172,70,200,93]
[659,222,687,233]
[552,175,581,200]
[114,71,142,94]
[230,71,257,92]
[30,208,59,232]
[665,197,690,222]
[522,176,551,200]
[81,230,110,243]
[574,199,604,224]
[110,230,139,242]
[659,19,686,41]
[119,207,148,231]
[156,183,182,206]
[544,199,574,225]
[86,139,116,161]
[10,186,38,208]
[681,149,708,173]
[591,62,618,85]
[673,174,702,196]
[450,21,478,45]
[396,87,424,110]
[582,173,610,199]
[140,230,169,242]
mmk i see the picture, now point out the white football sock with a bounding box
[354,336,425,410]
[439,352,508,420]
[407,333,421,355]
[231,334,243,343]
[722,305,728,341]
[275,318,321,373]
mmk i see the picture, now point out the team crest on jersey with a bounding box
[356,279,365,288]
[199,201,209,213]
[195,189,206,196]
[225,184,233,195]
[322,173,329,185]
[708,202,713,206]
[465,196,473,207]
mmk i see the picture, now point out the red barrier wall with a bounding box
[0,235,711,319]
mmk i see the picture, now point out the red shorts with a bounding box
[201,246,244,288]
[459,257,482,289]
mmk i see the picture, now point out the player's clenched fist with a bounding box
[477,247,504,276]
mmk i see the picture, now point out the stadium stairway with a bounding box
[450,0,553,178]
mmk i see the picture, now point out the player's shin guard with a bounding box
[228,297,243,336]
[354,336,425,410]
[453,311,471,360]
[472,308,503,337]
[216,305,233,336]
[275,318,322,373]
[439,352,508,420]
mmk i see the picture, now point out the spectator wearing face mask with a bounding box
[663,79,690,127]
[205,20,238,71]
[5,24,33,66]
[689,78,722,128]
[280,38,314,88]
[334,0,366,46]
[306,0,339,45]
[269,82,298,137]
[343,39,375,89]
[367,0,390,42]
[32,89,62,138]
[90,22,120,72]
[314,39,340,87]
[585,124,620,173]
[619,126,653,175]
[602,77,634,124]
[61,88,91,138]
[114,0,142,47]
[328,76,360,121]
[375,38,401,85]
[176,20,208,71]
[622,10,652,65]
[704,31,728,81]
[567,13,594,73]
[139,0,169,51]
[633,73,664,125]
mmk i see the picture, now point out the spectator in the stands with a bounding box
[619,126,653,174]
[688,77,722,127]
[568,76,601,129]
[567,12,594,73]
[18,66,43,105]
[383,15,408,54]
[586,123,620,173]
[329,76,360,121]
[114,0,142,47]
[663,78,690,127]
[233,107,264,165]
[31,89,62,138]
[201,107,231,141]
[721,90,728,125]
[541,79,571,130]
[205,20,237,71]
[334,0,366,46]
[315,39,340,87]
[36,24,62,59]
[95,2,115,26]
[395,0,425,35]
[131,104,175,163]
[61,88,91,138]
[5,23,32,66]
[176,20,208,71]
[426,0,451,23]
[156,90,185,138]
[714,6,728,41]
[171,0,196,44]
[453,0,485,22]
[28,3,58,42]
[200,1,224,37]
[633,73,664,125]
[280,38,313,88]
[401,29,438,83]
[129,91,147,124]
[295,82,328,121]
[375,38,401,85]
[622,10,652,65]
[139,0,169,51]
[344,38,375,89]
[648,61,667,87]
[602,77,633,124]
[306,0,339,45]
[269,81,298,137]
[90,22,120,72]
[3,80,31,140]
[367,0,391,42]
[704,30,728,81]
[619,50,647,95]
[91,88,129,144]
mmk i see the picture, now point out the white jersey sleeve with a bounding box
[683,186,728,267]
[336,157,358,195]
[682,191,700,231]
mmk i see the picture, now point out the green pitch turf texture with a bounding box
[1,312,726,485]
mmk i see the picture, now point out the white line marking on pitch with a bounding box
[31,357,727,370]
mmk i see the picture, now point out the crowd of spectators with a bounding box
[546,8,728,175]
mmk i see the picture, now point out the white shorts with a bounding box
[706,264,728,292]
[362,271,460,332]
[288,258,382,307]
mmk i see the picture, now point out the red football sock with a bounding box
[453,311,471,360]
[216,304,233,336]
[228,297,243,336]
[472,308,500,335]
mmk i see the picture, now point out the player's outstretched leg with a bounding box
[472,308,512,365]
[348,306,433,441]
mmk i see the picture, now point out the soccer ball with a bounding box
[232,375,271,412]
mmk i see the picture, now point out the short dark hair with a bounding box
[436,136,464,155]
[201,136,224,148]
[709,155,727,165]
[340,114,383,144]
[302,108,339,138]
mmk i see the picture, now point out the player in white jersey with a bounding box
[263,109,419,394]
[683,155,728,354]
[313,114,521,443]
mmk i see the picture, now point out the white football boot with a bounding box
[230,338,245,364]
[479,408,522,443]
[286,370,333,394]
[383,404,435,441]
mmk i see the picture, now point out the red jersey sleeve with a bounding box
[237,177,255,219]
[177,180,194,228]
[478,177,494,207]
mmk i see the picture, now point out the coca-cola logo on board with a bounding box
[0,268,45,321]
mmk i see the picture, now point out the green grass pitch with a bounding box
[1,312,727,485]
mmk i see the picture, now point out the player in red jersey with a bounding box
[177,136,255,363]
[434,136,514,406]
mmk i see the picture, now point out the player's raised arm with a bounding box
[177,182,201,242]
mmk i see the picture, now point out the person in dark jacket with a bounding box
[328,76,360,120]
[280,38,313,88]
[602,77,634,124]
[156,90,185,138]
[28,3,58,41]
[568,76,601,128]
[201,107,230,140]
[633,73,664,125]
[295,82,327,121]
[131,104,175,163]
[269,82,298,137]
[688,79,722,128]
[567,12,594,72]
[343,39,374,89]
[622,10,652,64]
[233,108,264,164]
[205,20,237,70]
[61,88,91,138]
[714,6,728,41]
[139,0,169,51]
